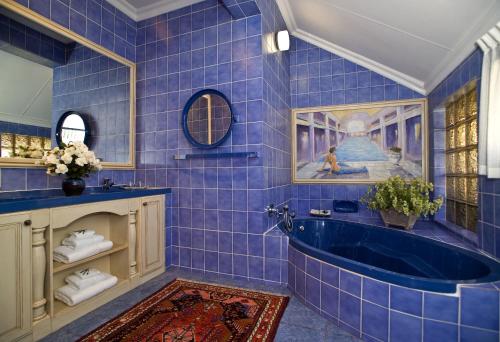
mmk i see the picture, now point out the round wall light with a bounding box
[276,30,290,51]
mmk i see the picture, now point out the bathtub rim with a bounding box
[285,218,500,293]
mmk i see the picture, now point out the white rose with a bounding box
[55,163,68,174]
[46,154,58,165]
[75,157,87,166]
[61,153,73,164]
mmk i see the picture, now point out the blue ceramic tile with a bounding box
[423,320,457,342]
[321,262,339,287]
[339,292,360,330]
[362,301,388,341]
[306,257,320,279]
[340,271,361,297]
[460,326,498,342]
[390,286,422,316]
[461,287,499,330]
[362,278,389,307]
[321,282,339,318]
[423,293,458,323]
[306,275,321,308]
[390,311,422,342]
[264,258,281,282]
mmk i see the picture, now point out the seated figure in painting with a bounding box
[317,147,341,175]
[317,146,368,175]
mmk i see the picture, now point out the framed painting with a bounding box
[292,99,428,184]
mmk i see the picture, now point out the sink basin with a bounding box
[119,186,149,190]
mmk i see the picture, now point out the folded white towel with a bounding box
[62,234,104,249]
[70,229,95,239]
[73,268,101,280]
[53,240,113,263]
[65,273,107,290]
[55,274,118,306]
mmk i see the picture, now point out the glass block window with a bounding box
[445,88,478,231]
[0,133,51,157]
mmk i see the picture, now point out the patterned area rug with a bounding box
[78,279,289,342]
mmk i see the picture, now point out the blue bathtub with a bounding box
[284,218,500,293]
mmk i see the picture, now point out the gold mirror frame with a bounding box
[0,0,136,169]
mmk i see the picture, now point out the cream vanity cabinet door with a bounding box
[0,212,32,341]
[139,196,165,276]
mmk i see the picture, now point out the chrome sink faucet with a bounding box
[102,178,114,191]
[265,204,295,232]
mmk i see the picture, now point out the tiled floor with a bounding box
[41,267,360,341]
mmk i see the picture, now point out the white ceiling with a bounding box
[0,50,52,128]
[277,0,500,94]
[106,0,204,21]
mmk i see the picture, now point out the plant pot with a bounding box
[380,209,417,230]
[62,177,85,196]
[388,151,402,165]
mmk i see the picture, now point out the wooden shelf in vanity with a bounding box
[52,244,129,273]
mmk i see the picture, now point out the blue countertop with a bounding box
[0,187,171,214]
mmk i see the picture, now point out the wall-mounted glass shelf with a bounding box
[173,152,259,160]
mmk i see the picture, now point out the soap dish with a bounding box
[309,209,331,217]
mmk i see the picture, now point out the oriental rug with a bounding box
[78,278,289,342]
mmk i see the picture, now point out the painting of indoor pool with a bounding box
[292,100,427,183]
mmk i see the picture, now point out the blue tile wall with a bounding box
[52,43,131,163]
[427,48,499,258]
[221,0,260,20]
[14,0,137,61]
[289,36,425,225]
[290,36,422,109]
[0,120,50,138]
[288,244,500,342]
[134,0,291,282]
[0,12,66,65]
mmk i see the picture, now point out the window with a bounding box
[445,87,478,231]
[0,133,51,158]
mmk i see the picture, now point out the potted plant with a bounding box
[38,142,102,196]
[361,176,443,230]
[388,146,402,165]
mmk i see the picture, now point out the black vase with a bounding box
[62,177,85,196]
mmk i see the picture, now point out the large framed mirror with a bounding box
[0,1,135,168]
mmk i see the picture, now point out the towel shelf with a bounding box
[53,244,128,273]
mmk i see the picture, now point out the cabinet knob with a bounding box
[143,202,148,206]
[24,220,31,226]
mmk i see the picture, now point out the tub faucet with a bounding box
[265,204,296,232]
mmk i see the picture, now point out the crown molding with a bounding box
[106,0,203,21]
[424,1,500,93]
[276,0,297,31]
[293,28,426,95]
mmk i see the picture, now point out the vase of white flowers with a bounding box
[39,142,102,196]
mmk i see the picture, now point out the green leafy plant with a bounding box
[361,176,443,217]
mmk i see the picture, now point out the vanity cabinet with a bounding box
[0,212,32,341]
[0,193,167,341]
[139,195,165,276]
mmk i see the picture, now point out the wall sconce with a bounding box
[276,30,290,51]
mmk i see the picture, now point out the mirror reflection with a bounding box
[0,7,132,164]
[185,91,232,147]
[56,112,90,146]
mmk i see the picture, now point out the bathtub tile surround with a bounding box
[288,244,500,342]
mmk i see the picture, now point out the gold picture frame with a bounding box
[0,0,136,169]
[292,99,428,184]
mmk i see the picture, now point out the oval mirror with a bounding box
[55,111,91,146]
[182,89,233,148]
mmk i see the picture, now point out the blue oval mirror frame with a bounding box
[182,89,234,149]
